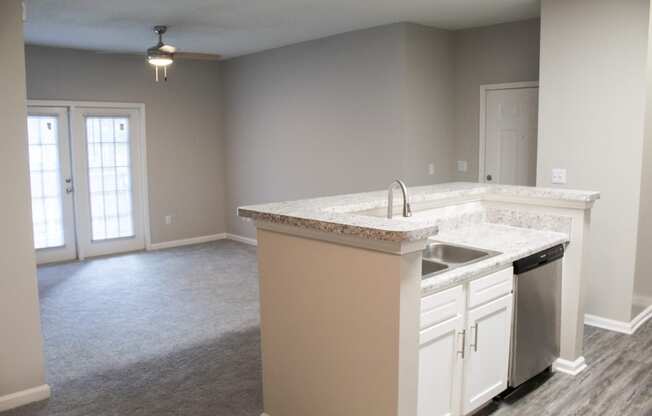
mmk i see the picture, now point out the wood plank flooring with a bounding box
[477,320,652,416]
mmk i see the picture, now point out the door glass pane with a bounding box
[27,116,65,249]
[85,117,134,241]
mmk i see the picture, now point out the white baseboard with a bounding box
[630,304,652,334]
[585,303,652,335]
[0,384,51,412]
[584,314,632,334]
[226,233,258,246]
[146,233,257,250]
[147,233,226,250]
[553,356,587,376]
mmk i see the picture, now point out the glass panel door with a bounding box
[71,107,145,258]
[27,107,77,264]
[85,117,134,241]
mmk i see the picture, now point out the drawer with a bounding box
[468,266,513,309]
[420,285,464,330]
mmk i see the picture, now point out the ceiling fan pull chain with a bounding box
[155,66,159,82]
[164,66,168,82]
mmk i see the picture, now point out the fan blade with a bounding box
[174,52,221,61]
[159,44,176,53]
[95,50,142,56]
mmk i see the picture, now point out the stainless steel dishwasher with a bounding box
[509,244,564,388]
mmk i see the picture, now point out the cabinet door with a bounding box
[462,294,513,415]
[418,315,464,416]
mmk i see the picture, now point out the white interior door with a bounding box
[71,107,146,258]
[27,107,77,264]
[482,86,538,185]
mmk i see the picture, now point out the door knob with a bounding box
[486,174,493,181]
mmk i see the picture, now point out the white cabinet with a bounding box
[418,316,464,416]
[461,294,514,415]
[418,286,465,416]
[418,267,514,416]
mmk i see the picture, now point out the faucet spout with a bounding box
[387,179,412,219]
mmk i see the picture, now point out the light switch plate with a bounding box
[457,160,468,173]
[428,163,435,175]
[552,168,567,185]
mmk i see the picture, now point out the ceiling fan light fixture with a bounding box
[147,53,173,67]
[147,25,174,82]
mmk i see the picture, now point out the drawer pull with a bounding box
[458,330,466,359]
[470,324,479,352]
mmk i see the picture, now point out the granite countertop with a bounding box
[421,223,569,296]
[238,182,599,242]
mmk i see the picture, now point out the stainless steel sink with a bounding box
[422,243,501,279]
[423,243,489,265]
[422,260,448,275]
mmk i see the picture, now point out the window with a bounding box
[85,117,134,241]
[27,116,65,249]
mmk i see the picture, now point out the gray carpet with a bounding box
[2,240,263,416]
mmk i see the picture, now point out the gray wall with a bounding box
[223,23,456,238]
[25,46,226,244]
[24,21,541,244]
[538,0,649,322]
[452,19,541,181]
[0,0,47,398]
[401,25,455,184]
[634,4,652,309]
[222,21,541,239]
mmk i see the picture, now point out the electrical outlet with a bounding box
[165,215,174,225]
[457,160,468,173]
[551,168,567,185]
[428,162,435,176]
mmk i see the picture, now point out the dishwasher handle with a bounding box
[514,244,564,274]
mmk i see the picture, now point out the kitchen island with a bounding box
[238,182,599,416]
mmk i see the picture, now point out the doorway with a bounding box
[26,102,149,264]
[479,82,539,186]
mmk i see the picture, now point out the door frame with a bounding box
[478,81,539,183]
[27,100,151,260]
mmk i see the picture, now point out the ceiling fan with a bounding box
[146,25,221,82]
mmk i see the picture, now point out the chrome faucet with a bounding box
[387,179,412,219]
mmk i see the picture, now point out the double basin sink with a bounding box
[422,243,501,279]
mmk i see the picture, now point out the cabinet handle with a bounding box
[470,324,479,352]
[457,330,466,359]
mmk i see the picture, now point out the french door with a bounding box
[71,107,146,258]
[27,104,146,264]
[27,107,77,264]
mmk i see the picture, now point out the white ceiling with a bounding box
[24,0,540,59]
